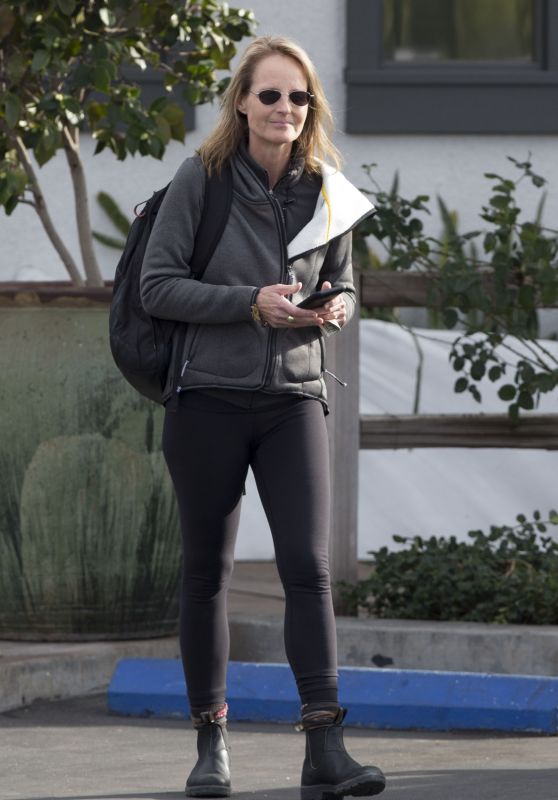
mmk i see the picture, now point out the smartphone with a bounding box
[297,286,345,310]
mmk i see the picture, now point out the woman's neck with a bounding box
[247,141,292,189]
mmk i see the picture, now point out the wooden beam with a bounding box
[360,271,433,307]
[360,413,558,450]
[327,293,360,613]
[360,271,558,308]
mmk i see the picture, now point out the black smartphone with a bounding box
[297,287,345,310]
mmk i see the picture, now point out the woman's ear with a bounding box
[237,95,248,115]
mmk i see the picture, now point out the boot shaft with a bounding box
[300,705,386,798]
[186,708,231,797]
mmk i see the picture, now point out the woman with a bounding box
[141,35,386,800]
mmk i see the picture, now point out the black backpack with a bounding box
[109,164,233,404]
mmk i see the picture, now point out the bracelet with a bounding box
[251,303,268,327]
[250,289,268,327]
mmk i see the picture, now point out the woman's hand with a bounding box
[256,282,323,328]
[255,280,346,329]
[311,280,347,326]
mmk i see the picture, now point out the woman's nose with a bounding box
[275,94,291,112]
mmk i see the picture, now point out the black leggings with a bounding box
[162,391,338,709]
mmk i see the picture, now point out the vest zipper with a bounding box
[262,187,291,387]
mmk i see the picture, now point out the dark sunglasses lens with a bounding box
[256,90,312,106]
[290,91,311,106]
[258,90,282,105]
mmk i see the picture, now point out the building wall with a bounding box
[1,0,557,283]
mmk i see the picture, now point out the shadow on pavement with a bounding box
[10,770,558,800]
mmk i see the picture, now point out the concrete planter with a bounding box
[0,283,180,640]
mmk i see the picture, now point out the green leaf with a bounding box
[454,377,468,393]
[470,361,486,381]
[489,194,510,210]
[6,167,27,196]
[31,50,50,72]
[443,308,458,329]
[72,63,93,88]
[498,384,517,401]
[99,8,115,26]
[155,114,172,143]
[452,357,465,371]
[518,391,534,410]
[92,231,126,249]
[93,63,112,93]
[159,102,185,126]
[96,191,131,237]
[4,94,22,128]
[57,0,76,14]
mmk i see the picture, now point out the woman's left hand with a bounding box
[312,281,347,326]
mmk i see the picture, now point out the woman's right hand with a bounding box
[256,282,324,329]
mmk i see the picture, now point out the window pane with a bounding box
[383,0,535,63]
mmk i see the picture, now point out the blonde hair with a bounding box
[197,36,341,175]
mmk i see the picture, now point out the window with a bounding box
[345,0,558,132]
[384,0,534,63]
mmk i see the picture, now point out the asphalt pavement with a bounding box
[1,692,557,800]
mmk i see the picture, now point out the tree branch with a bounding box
[62,126,104,287]
[9,130,85,286]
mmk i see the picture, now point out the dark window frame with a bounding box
[345,0,558,133]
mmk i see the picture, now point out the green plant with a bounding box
[0,0,256,285]
[0,304,180,637]
[338,510,558,624]
[17,434,180,634]
[355,157,558,420]
[92,190,131,250]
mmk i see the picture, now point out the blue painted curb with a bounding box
[108,660,558,734]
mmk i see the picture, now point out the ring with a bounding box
[287,315,295,323]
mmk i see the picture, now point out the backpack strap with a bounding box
[190,162,233,279]
[167,162,233,407]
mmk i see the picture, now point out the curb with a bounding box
[229,614,558,676]
[108,659,558,734]
[4,613,558,714]
[0,637,180,713]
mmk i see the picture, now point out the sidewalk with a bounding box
[1,692,557,800]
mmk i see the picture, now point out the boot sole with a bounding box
[185,787,231,798]
[301,773,386,800]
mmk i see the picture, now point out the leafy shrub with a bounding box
[354,157,558,420]
[338,511,558,624]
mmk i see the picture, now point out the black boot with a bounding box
[299,705,386,800]
[185,706,231,798]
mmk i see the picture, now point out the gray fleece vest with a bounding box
[140,151,374,405]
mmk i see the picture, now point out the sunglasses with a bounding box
[249,89,314,107]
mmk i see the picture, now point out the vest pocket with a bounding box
[281,328,322,383]
[185,321,264,380]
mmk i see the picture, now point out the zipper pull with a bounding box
[180,359,190,377]
[324,368,348,387]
